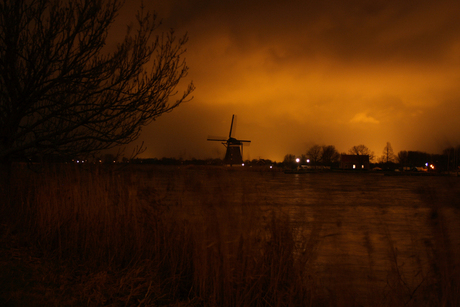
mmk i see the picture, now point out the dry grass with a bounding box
[1,164,459,306]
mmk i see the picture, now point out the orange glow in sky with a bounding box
[123,0,460,162]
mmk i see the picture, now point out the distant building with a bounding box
[340,154,370,170]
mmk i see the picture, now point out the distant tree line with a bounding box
[283,145,342,169]
[17,142,460,172]
[284,142,460,172]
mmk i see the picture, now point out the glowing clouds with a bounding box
[130,0,460,161]
[350,113,380,124]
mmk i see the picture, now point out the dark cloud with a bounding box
[157,0,460,62]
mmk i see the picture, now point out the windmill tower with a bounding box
[207,115,251,166]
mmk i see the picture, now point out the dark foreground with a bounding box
[1,165,459,306]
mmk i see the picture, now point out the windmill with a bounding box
[207,115,251,166]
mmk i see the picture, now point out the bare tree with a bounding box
[283,154,296,164]
[306,144,322,167]
[0,0,194,167]
[381,142,395,164]
[348,144,375,161]
[320,145,339,166]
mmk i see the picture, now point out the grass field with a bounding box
[1,164,459,306]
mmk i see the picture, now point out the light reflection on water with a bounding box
[146,168,460,299]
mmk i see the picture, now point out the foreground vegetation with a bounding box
[1,164,459,306]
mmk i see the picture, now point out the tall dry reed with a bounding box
[5,165,319,305]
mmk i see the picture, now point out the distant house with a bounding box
[340,154,370,170]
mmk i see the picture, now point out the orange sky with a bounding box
[122,0,460,162]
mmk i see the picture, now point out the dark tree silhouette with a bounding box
[320,145,340,165]
[380,142,395,164]
[443,146,460,171]
[283,154,296,168]
[406,151,430,167]
[397,150,409,168]
[0,0,194,166]
[283,154,296,163]
[306,144,322,167]
[348,144,375,161]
